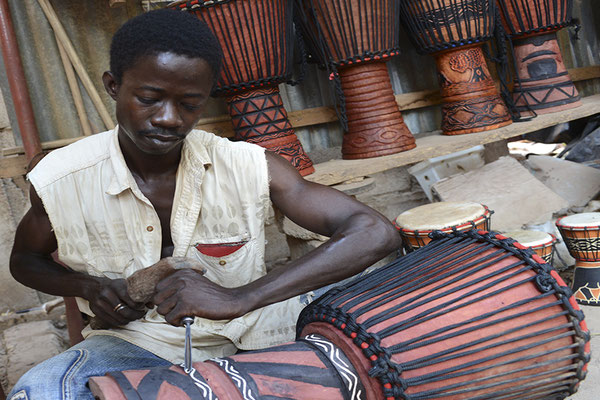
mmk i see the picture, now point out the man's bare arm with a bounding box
[10,185,144,326]
[153,151,401,325]
[240,151,401,308]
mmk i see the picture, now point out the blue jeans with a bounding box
[8,335,170,400]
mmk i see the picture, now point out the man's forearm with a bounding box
[10,252,102,300]
[238,212,400,314]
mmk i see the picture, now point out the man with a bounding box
[7,9,400,400]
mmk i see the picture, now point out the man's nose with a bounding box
[151,101,183,128]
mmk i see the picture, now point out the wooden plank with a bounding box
[305,94,600,186]
[3,94,599,180]
[0,156,28,179]
[2,66,599,157]
[568,65,600,82]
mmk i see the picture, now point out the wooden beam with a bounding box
[304,94,600,186]
[2,65,599,157]
[3,94,600,180]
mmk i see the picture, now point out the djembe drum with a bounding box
[399,0,513,135]
[89,231,590,400]
[503,229,558,264]
[394,202,493,253]
[169,0,314,176]
[556,212,600,306]
[496,0,581,116]
[293,0,417,159]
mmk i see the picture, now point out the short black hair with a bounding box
[110,9,223,86]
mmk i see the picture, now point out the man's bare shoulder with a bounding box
[28,130,115,188]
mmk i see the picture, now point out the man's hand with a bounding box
[152,269,245,326]
[87,277,146,328]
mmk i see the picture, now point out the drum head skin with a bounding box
[558,212,600,229]
[503,230,554,248]
[395,202,487,231]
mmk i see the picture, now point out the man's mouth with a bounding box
[143,131,182,142]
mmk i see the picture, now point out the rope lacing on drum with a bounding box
[175,0,295,96]
[487,4,536,122]
[297,229,591,400]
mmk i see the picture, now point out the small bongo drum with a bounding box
[399,0,512,135]
[556,212,600,306]
[169,0,314,176]
[503,229,557,264]
[294,0,417,159]
[394,202,493,252]
[496,0,582,116]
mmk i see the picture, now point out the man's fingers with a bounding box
[155,293,178,316]
[154,275,185,296]
[116,306,146,321]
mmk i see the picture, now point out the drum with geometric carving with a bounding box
[496,0,582,116]
[169,1,314,175]
[399,0,513,135]
[556,212,600,306]
[294,0,417,159]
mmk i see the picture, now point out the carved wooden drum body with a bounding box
[496,0,581,116]
[556,212,600,306]
[89,338,360,400]
[294,0,417,159]
[503,229,558,265]
[169,0,314,176]
[394,202,493,253]
[399,0,512,135]
[90,231,590,399]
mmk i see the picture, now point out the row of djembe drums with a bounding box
[90,202,593,399]
[394,202,600,306]
[165,0,582,175]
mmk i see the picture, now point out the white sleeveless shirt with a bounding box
[28,127,304,363]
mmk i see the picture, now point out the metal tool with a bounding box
[182,316,194,373]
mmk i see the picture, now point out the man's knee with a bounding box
[8,348,90,400]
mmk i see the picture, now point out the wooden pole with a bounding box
[36,0,115,130]
[54,33,93,136]
[0,0,42,161]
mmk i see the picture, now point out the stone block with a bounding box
[432,156,569,232]
[3,320,67,390]
[525,155,600,208]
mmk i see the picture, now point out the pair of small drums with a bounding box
[394,203,600,306]
[394,202,557,262]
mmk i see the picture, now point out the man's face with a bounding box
[104,52,214,155]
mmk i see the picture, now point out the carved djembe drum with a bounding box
[89,231,590,399]
[496,0,581,116]
[294,0,417,159]
[399,0,513,135]
[556,213,600,306]
[169,0,314,176]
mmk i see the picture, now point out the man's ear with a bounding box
[102,71,119,100]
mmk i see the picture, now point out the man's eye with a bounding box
[182,103,202,111]
[137,97,158,105]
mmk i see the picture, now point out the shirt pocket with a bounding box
[190,233,259,288]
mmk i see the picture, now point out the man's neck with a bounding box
[118,134,182,181]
